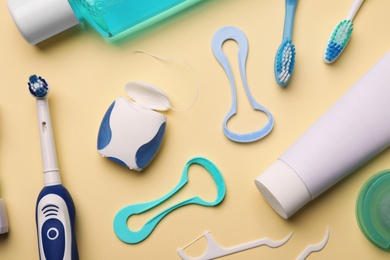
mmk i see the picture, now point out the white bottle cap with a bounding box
[8,0,80,45]
[254,160,312,219]
[0,199,9,234]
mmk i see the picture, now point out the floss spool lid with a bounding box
[356,170,390,251]
[125,82,170,111]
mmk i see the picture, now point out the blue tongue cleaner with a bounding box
[211,26,274,143]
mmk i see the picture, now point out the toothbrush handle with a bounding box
[345,0,364,21]
[36,185,79,260]
[36,99,61,186]
[283,0,298,40]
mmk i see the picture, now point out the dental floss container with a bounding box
[0,198,9,234]
[255,50,390,219]
[97,82,170,171]
[356,170,390,251]
[8,0,202,45]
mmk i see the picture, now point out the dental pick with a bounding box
[296,227,330,260]
[177,231,293,260]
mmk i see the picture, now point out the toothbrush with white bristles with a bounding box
[274,0,298,87]
[28,75,79,260]
[324,0,364,63]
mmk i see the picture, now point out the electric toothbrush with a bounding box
[28,75,79,260]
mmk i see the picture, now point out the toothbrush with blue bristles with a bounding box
[274,0,298,87]
[324,0,364,63]
[28,75,79,260]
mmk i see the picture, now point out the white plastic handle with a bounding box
[345,0,364,21]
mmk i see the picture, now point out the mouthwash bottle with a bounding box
[8,0,202,45]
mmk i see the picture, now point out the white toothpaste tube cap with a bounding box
[254,160,312,219]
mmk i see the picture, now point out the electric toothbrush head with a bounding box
[28,75,49,98]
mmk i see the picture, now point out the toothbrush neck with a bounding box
[283,0,297,41]
[36,98,62,186]
[345,0,364,21]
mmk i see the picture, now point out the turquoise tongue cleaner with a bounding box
[113,157,226,244]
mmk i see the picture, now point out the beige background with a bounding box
[1,0,390,259]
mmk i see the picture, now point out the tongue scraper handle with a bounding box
[113,157,226,244]
[212,26,274,143]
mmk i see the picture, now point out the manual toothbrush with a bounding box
[274,0,298,87]
[28,75,79,260]
[323,0,365,63]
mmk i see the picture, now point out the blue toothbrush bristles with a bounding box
[324,20,353,63]
[28,75,49,98]
[275,40,296,86]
